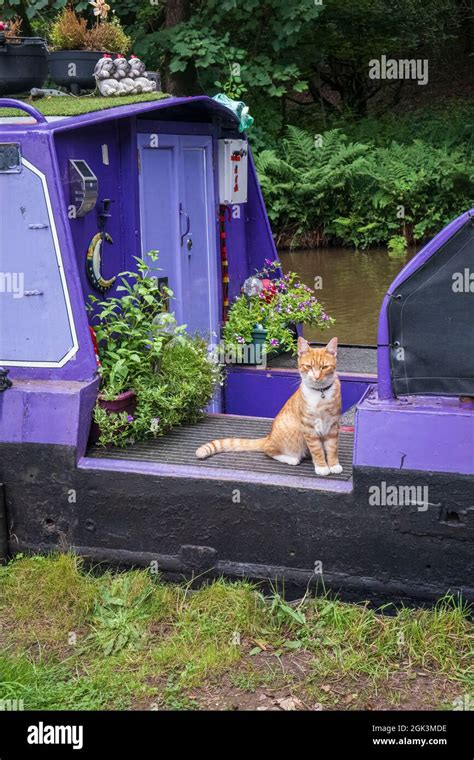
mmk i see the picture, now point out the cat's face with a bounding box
[297,337,338,389]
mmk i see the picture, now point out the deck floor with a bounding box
[269,346,377,375]
[87,415,354,482]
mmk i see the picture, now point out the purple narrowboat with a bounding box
[0,96,472,605]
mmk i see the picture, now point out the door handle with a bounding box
[179,203,190,247]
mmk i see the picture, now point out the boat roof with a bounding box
[0,94,241,133]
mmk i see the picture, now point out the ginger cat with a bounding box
[196,337,342,476]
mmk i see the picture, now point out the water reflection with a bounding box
[279,247,417,345]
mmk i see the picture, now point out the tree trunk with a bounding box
[164,0,200,95]
[18,1,34,37]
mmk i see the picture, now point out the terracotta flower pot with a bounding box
[88,389,136,445]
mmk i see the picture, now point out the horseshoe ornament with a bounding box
[86,232,117,293]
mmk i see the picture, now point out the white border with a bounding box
[0,158,79,367]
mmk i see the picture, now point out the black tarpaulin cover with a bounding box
[388,218,474,397]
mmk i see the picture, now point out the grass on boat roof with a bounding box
[0,92,170,118]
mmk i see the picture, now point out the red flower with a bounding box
[260,278,277,303]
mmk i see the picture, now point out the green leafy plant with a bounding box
[256,125,474,249]
[89,254,221,447]
[223,259,333,358]
[387,235,408,257]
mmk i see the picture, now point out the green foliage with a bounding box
[388,235,408,257]
[223,260,333,356]
[48,6,131,52]
[1,556,472,710]
[88,573,156,656]
[89,254,180,397]
[89,255,221,447]
[129,0,319,102]
[335,102,474,151]
[256,126,474,248]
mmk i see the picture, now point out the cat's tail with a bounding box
[196,437,268,459]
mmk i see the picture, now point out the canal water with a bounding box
[279,247,417,346]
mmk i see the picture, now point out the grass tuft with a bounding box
[0,553,97,655]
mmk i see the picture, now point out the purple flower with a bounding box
[127,415,134,423]
[236,335,246,344]
[270,339,279,346]
[322,313,329,322]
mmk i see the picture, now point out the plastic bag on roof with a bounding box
[212,93,254,133]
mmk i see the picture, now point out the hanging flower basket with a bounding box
[223,260,334,364]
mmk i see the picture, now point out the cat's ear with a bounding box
[325,337,338,356]
[297,336,311,356]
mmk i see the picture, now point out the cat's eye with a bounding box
[322,365,332,369]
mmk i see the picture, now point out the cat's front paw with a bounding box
[315,465,330,476]
[329,463,343,474]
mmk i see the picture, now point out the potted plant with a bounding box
[89,254,222,447]
[222,259,334,364]
[0,18,48,95]
[48,2,131,94]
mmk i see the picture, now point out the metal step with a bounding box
[87,414,354,482]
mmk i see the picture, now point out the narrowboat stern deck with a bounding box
[85,413,355,489]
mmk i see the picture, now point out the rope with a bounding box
[219,204,231,321]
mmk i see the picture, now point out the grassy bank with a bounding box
[0,555,472,711]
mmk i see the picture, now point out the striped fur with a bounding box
[196,337,342,476]
[195,436,268,458]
